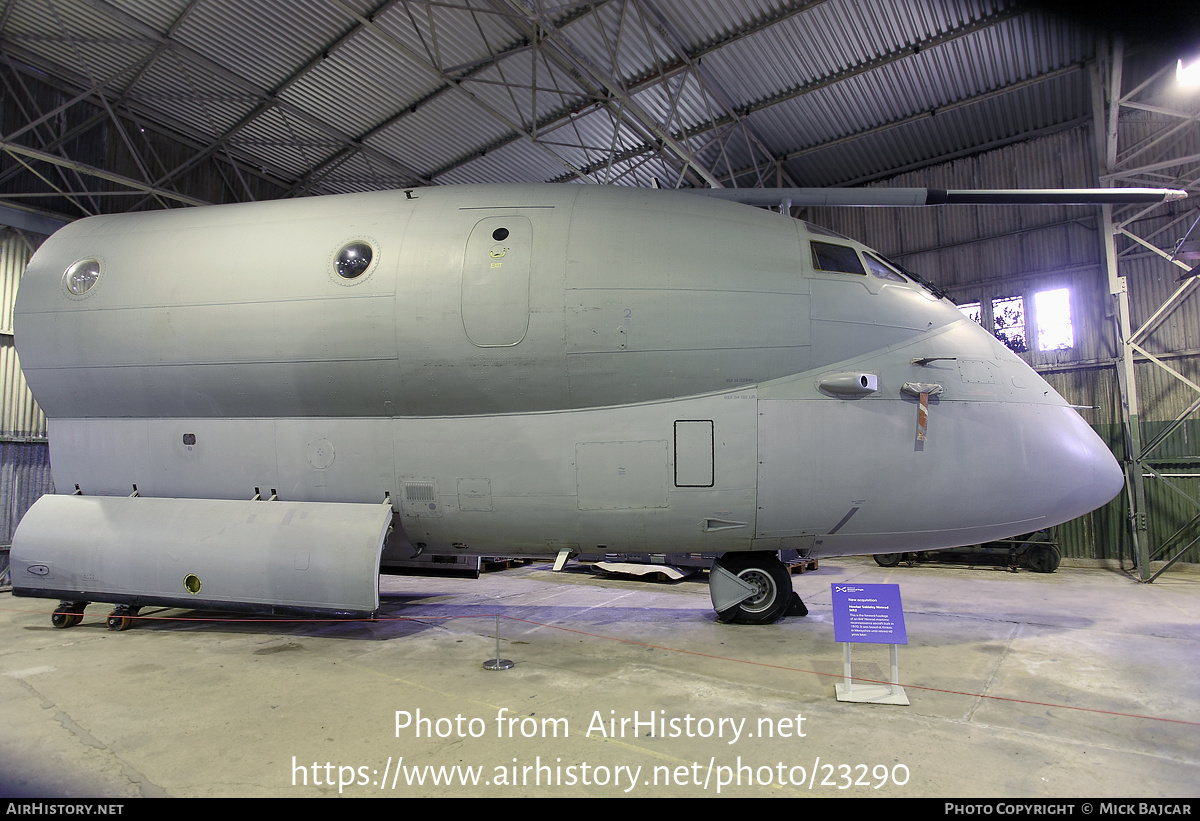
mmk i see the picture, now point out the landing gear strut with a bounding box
[710,552,806,624]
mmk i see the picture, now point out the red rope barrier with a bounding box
[4,603,1196,727]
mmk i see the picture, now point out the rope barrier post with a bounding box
[483,613,513,670]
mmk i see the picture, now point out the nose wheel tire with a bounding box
[713,552,794,624]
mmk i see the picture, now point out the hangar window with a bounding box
[334,242,373,279]
[863,252,908,282]
[63,259,101,295]
[992,295,1027,353]
[811,241,865,275]
[1034,288,1074,351]
[958,301,983,324]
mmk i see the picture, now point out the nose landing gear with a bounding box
[710,552,807,624]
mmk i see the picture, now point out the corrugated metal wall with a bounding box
[804,125,1199,565]
[0,228,53,583]
[1,230,47,437]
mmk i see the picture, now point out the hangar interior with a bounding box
[0,0,1198,799]
[1,0,1199,572]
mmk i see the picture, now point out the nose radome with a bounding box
[1039,406,1125,525]
[965,318,1125,525]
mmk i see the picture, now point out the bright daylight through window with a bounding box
[1034,288,1074,351]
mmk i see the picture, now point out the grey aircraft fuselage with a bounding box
[15,183,1122,563]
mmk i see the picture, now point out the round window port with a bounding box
[335,242,373,278]
[64,259,101,295]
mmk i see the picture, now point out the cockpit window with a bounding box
[863,252,908,282]
[811,241,865,275]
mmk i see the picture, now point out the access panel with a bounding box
[462,215,532,346]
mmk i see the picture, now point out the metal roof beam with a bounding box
[716,64,1085,188]
[268,2,611,192]
[543,4,1026,186]
[132,0,435,201]
[330,0,594,183]
[0,55,111,214]
[638,0,799,188]
[0,55,284,209]
[72,0,433,194]
[0,139,209,206]
[491,0,729,188]
[464,0,703,187]
[427,0,824,185]
[1102,152,1200,184]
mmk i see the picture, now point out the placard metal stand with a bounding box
[831,583,910,706]
[835,642,909,705]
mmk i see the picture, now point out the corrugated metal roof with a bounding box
[171,0,356,92]
[0,0,1193,202]
[279,31,447,138]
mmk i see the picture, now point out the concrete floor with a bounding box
[0,555,1197,798]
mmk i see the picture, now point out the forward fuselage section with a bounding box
[15,185,1124,558]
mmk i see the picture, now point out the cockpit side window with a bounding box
[811,241,866,275]
[863,252,908,283]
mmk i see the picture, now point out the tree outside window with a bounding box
[991,295,1027,353]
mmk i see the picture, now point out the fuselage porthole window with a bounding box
[335,242,374,279]
[63,258,101,295]
[811,241,866,275]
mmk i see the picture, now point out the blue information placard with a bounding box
[831,583,907,644]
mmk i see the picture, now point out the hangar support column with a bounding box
[1092,39,1200,581]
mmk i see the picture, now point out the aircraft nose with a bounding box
[1031,406,1125,525]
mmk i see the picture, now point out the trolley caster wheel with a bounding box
[106,606,139,631]
[1024,543,1061,573]
[51,602,87,628]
